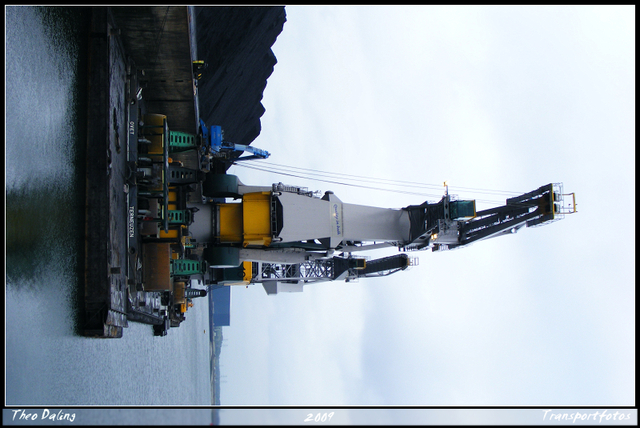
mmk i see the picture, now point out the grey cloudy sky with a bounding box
[217,5,634,416]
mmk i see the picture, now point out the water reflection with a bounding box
[6,7,211,408]
[6,6,89,289]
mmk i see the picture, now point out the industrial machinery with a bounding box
[129,111,576,335]
[199,119,270,164]
[197,176,576,293]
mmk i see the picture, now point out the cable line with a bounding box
[240,159,524,197]
[233,162,446,198]
[232,162,510,205]
[243,160,445,191]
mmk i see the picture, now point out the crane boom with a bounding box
[199,175,576,293]
[403,182,576,252]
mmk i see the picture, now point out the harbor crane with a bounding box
[196,175,576,293]
[132,114,577,337]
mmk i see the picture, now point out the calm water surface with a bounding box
[6,6,211,415]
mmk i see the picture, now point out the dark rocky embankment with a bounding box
[195,6,286,164]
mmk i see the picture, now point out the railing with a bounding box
[552,182,577,219]
[272,182,315,197]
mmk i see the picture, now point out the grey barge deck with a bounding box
[83,6,199,338]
